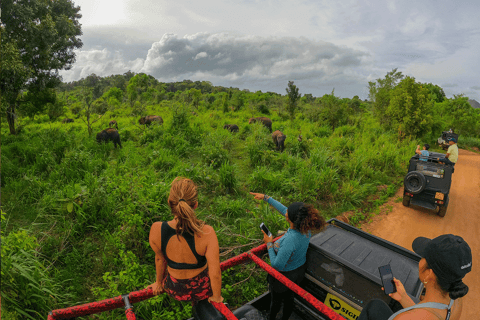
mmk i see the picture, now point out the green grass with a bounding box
[2,96,469,319]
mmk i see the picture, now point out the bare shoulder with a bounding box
[202,224,216,236]
[150,221,163,232]
[394,308,438,320]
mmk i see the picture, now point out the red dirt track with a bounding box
[361,149,480,320]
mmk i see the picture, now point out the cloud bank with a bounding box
[62,32,371,97]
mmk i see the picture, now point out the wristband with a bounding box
[263,194,270,202]
[267,242,274,249]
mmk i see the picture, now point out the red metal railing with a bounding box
[48,237,345,320]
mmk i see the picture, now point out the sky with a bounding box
[60,0,480,101]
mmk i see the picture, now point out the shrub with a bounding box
[1,220,72,319]
[219,161,237,194]
[200,144,229,169]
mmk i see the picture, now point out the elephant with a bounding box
[248,117,272,133]
[223,124,239,132]
[96,128,122,148]
[139,115,163,126]
[62,118,74,123]
[272,130,286,152]
[109,120,118,129]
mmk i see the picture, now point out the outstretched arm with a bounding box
[249,192,287,216]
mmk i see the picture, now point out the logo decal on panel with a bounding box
[325,293,361,320]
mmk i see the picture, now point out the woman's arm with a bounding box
[249,192,287,216]
[204,226,224,303]
[388,278,415,308]
[148,222,167,295]
[266,197,287,217]
[268,236,295,271]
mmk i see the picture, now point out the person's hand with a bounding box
[250,192,265,201]
[416,145,420,149]
[262,230,274,244]
[208,295,224,303]
[385,278,407,303]
[147,281,164,295]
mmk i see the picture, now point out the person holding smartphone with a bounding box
[249,192,327,320]
[358,234,472,320]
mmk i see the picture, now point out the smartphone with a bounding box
[259,223,272,237]
[378,264,396,295]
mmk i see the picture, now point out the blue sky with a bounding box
[61,0,480,101]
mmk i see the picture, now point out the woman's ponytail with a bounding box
[448,280,469,300]
[168,177,204,236]
[296,204,327,234]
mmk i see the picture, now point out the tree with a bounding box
[445,95,480,136]
[320,90,349,131]
[286,81,301,119]
[368,68,404,122]
[386,77,433,138]
[80,74,104,136]
[422,83,446,103]
[0,0,83,134]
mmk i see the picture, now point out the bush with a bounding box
[1,219,72,319]
[219,161,237,194]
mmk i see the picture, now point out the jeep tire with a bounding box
[438,196,449,217]
[404,171,427,194]
[402,195,411,207]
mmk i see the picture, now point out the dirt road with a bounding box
[361,149,480,320]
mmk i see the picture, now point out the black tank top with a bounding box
[161,221,207,270]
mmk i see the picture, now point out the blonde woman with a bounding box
[148,177,223,304]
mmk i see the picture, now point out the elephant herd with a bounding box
[94,115,163,149]
[63,114,286,151]
[225,117,287,152]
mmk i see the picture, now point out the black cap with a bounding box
[412,235,472,283]
[287,202,304,223]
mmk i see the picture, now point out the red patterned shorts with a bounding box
[163,267,213,302]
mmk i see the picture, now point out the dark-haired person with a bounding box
[249,192,328,320]
[147,177,224,305]
[358,234,472,320]
[415,144,430,162]
[438,138,458,166]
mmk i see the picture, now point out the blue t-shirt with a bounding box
[420,150,429,162]
[265,197,311,272]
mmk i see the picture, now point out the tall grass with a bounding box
[1,98,443,319]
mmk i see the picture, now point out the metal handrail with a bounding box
[47,237,343,320]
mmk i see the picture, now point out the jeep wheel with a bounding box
[438,196,449,217]
[404,172,426,194]
[402,195,411,207]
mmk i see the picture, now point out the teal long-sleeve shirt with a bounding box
[265,197,311,272]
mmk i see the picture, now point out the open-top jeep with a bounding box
[403,152,453,217]
[190,219,424,320]
[48,220,425,320]
[437,131,459,151]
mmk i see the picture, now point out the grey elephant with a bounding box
[96,128,122,148]
[139,115,163,126]
[223,124,239,132]
[109,120,118,129]
[272,130,286,152]
[248,117,272,133]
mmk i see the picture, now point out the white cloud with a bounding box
[60,49,144,82]
[62,0,480,100]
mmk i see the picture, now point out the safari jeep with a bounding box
[437,131,459,151]
[191,219,424,320]
[402,152,453,217]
